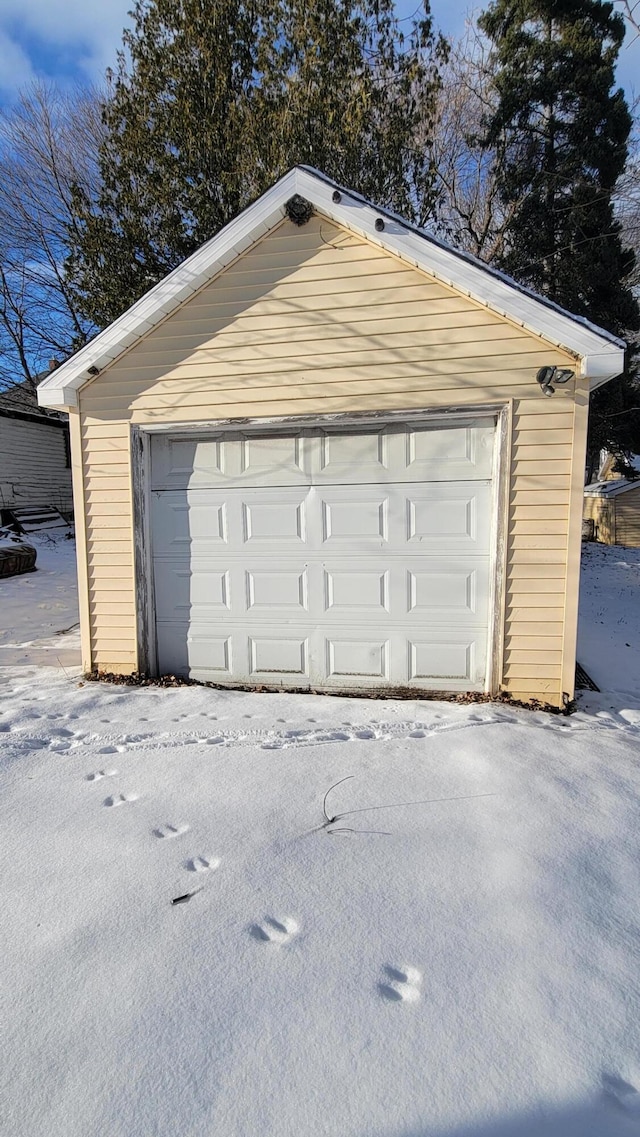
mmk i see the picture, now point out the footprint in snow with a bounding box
[186,855,220,873]
[104,793,138,807]
[154,823,190,839]
[602,1074,640,1115]
[250,916,299,945]
[379,965,422,1003]
[87,769,118,781]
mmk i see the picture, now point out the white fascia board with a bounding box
[38,164,625,410]
[294,169,625,389]
[37,169,299,409]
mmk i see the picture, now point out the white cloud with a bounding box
[0,0,131,94]
[0,0,638,103]
[0,28,37,94]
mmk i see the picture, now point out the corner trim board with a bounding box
[131,427,157,675]
[487,403,512,696]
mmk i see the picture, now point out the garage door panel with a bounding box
[326,636,390,680]
[154,563,230,615]
[153,558,488,624]
[407,563,486,618]
[324,568,389,614]
[154,621,488,689]
[403,420,494,480]
[150,419,495,691]
[242,493,308,544]
[318,429,389,481]
[314,419,495,483]
[151,492,228,551]
[151,436,226,489]
[409,638,477,683]
[321,491,389,545]
[151,432,312,488]
[406,483,492,550]
[152,419,495,490]
[249,635,310,678]
[155,625,233,678]
[246,568,309,613]
[320,629,486,688]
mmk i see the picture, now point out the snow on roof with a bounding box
[37,166,626,411]
[584,478,640,498]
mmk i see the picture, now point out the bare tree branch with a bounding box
[0,82,104,392]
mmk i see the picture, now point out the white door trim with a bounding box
[132,403,511,694]
[138,404,505,435]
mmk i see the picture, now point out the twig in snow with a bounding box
[170,888,202,905]
[327,827,391,836]
[322,775,354,826]
[319,774,497,837]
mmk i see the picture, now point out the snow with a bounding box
[0,531,79,665]
[1,539,640,1136]
[577,543,640,697]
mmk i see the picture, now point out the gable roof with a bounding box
[37,166,626,410]
[585,478,640,498]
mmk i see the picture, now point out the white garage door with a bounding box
[150,419,496,691]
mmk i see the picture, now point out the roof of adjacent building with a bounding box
[0,381,67,426]
[584,477,640,498]
[37,166,627,411]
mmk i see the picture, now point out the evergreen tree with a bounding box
[67,0,446,328]
[478,0,640,469]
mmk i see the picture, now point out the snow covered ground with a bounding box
[1,541,639,1137]
[0,531,79,666]
[577,543,640,697]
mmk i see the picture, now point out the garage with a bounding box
[149,417,496,690]
[37,167,627,707]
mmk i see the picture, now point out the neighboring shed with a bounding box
[0,383,73,520]
[584,479,640,546]
[596,450,640,482]
[37,167,626,708]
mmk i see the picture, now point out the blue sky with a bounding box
[0,0,638,104]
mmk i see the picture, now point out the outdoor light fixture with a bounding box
[536,366,575,396]
[284,194,314,226]
[375,218,385,232]
[87,365,100,376]
[332,190,342,203]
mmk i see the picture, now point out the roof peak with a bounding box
[38,166,625,410]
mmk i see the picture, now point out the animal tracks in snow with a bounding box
[379,965,422,1004]
[104,793,138,807]
[602,1074,640,1115]
[185,855,219,873]
[153,823,190,840]
[86,769,118,781]
[250,916,299,945]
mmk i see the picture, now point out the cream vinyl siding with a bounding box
[77,217,582,704]
[0,414,72,514]
[584,486,640,547]
[583,495,614,544]
[615,487,640,546]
